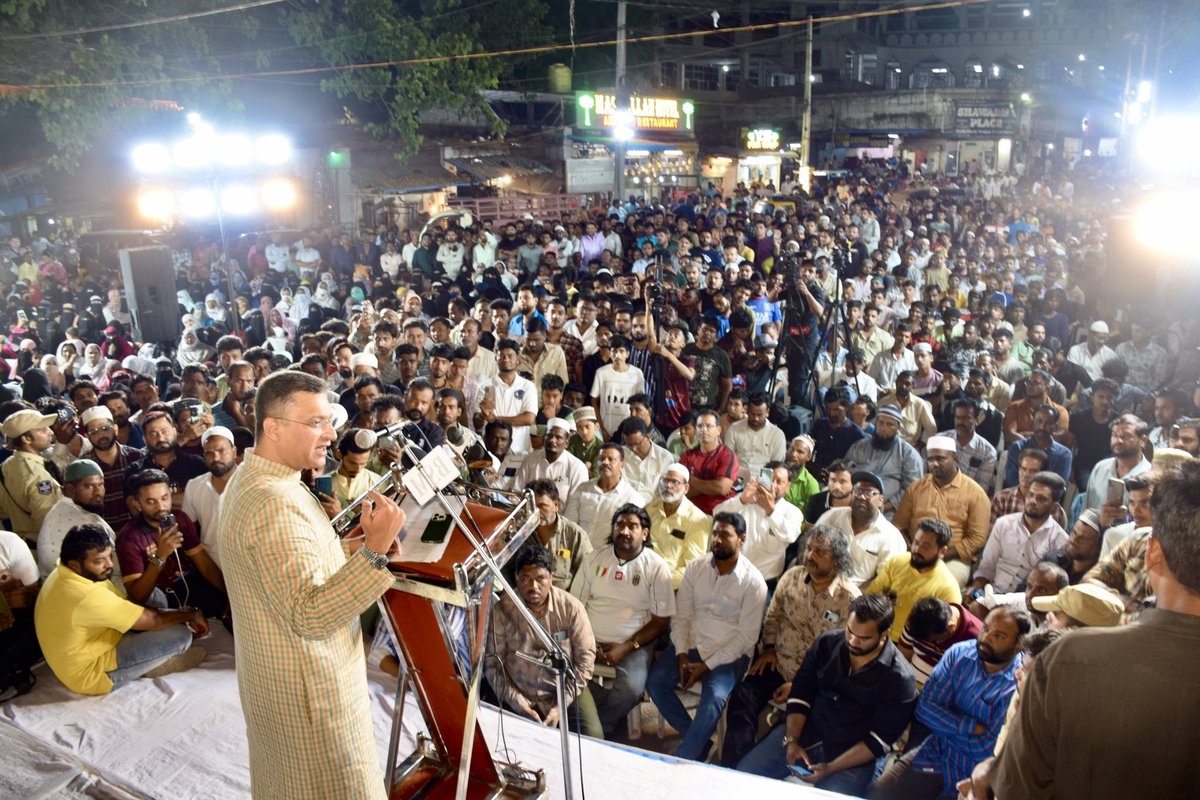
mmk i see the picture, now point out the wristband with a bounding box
[148,556,165,568]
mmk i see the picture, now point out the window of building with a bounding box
[659,62,679,89]
[963,58,984,88]
[722,64,740,92]
[913,61,955,88]
[885,60,903,90]
[683,63,719,92]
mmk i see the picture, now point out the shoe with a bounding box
[144,646,207,679]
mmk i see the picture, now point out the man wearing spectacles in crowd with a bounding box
[814,471,907,589]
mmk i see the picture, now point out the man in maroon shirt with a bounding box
[896,597,982,688]
[117,468,226,619]
[679,408,739,515]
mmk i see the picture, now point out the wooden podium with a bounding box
[375,488,546,800]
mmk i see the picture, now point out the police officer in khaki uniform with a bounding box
[0,409,63,543]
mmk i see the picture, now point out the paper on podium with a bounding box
[391,476,469,564]
[401,444,461,505]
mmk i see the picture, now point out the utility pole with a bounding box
[801,16,814,177]
[614,0,627,203]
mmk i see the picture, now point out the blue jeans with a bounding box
[106,624,193,689]
[737,724,885,797]
[589,645,652,739]
[647,645,749,761]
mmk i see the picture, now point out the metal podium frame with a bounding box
[335,459,579,800]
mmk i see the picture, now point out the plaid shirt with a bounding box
[553,331,586,386]
[220,452,395,798]
[990,486,1067,529]
[1083,528,1152,604]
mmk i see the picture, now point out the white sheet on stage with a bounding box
[2,625,842,799]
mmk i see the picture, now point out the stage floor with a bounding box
[1,626,840,799]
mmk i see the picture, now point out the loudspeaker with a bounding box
[119,246,180,343]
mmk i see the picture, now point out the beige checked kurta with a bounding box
[220,451,395,799]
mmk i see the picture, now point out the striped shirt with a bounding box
[912,640,1022,790]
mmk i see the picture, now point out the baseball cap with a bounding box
[1031,583,1124,627]
[2,409,57,439]
[850,470,884,493]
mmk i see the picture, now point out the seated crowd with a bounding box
[1,162,1198,798]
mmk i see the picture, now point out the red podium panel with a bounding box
[377,496,543,800]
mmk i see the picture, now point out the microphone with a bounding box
[446,426,464,446]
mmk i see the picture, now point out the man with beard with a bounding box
[182,427,239,570]
[0,409,62,543]
[735,594,916,795]
[401,378,446,449]
[810,390,869,475]
[804,458,855,524]
[564,443,643,550]
[1002,369,1068,447]
[724,391,787,485]
[648,511,767,761]
[436,388,479,458]
[618,417,673,501]
[570,504,675,740]
[720,524,861,768]
[646,463,712,590]
[715,461,805,589]
[505,479,592,591]
[868,518,963,640]
[682,317,732,413]
[878,371,937,449]
[872,607,1028,799]
[211,361,256,430]
[117,469,225,619]
[125,411,207,512]
[1002,405,1073,489]
[938,398,998,494]
[894,436,991,585]
[476,339,537,455]
[516,318,568,388]
[1082,413,1152,513]
[514,418,589,505]
[34,524,207,695]
[330,428,382,512]
[816,470,907,587]
[81,406,143,530]
[38,459,123,586]
[545,296,584,385]
[972,472,1068,595]
[98,389,145,449]
[485,545,602,737]
[845,405,924,517]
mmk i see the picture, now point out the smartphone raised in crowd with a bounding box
[314,475,334,497]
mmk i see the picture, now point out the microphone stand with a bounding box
[387,432,580,800]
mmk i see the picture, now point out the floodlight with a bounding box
[220,185,258,215]
[137,189,176,220]
[179,187,217,218]
[131,143,172,174]
[255,134,293,166]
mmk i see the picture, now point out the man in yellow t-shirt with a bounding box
[34,524,207,695]
[868,517,962,641]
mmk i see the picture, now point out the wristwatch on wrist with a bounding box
[148,555,165,568]
[360,545,390,571]
[782,734,798,746]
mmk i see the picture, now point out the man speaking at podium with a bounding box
[221,371,407,799]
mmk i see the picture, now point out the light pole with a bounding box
[131,117,296,333]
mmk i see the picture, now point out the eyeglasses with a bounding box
[272,416,336,433]
[851,487,881,498]
[86,424,115,436]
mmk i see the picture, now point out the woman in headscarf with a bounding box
[56,340,80,381]
[203,293,228,327]
[276,286,294,316]
[176,329,215,368]
[40,353,67,392]
[102,324,135,361]
[77,344,117,391]
[287,285,312,326]
[103,289,131,326]
[21,367,54,405]
[268,307,296,341]
[343,283,368,317]
[313,281,340,313]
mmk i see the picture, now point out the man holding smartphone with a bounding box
[714,461,804,590]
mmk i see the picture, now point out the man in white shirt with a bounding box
[436,229,466,280]
[722,391,786,484]
[461,320,498,383]
[590,334,645,441]
[647,511,766,761]
[264,232,290,274]
[564,443,643,549]
[292,234,321,277]
[379,241,402,279]
[37,459,123,588]
[571,504,675,739]
[472,227,498,269]
[619,418,674,501]
[714,462,804,588]
[1066,320,1117,381]
[564,294,599,356]
[181,427,239,570]
[513,418,589,505]
[972,471,1068,595]
[815,470,907,587]
[475,339,537,454]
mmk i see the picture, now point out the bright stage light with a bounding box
[612,110,635,142]
[173,136,213,170]
[137,189,176,220]
[179,187,217,218]
[255,134,293,166]
[261,179,297,210]
[1137,117,1200,173]
[216,134,253,167]
[220,185,258,215]
[1134,191,1200,256]
[131,143,172,174]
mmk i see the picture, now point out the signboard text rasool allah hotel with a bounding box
[575,92,696,134]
